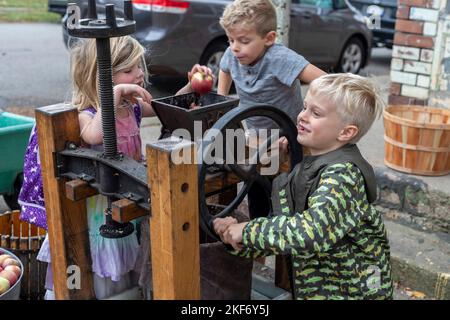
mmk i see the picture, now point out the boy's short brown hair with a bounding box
[219,0,277,37]
[308,73,385,143]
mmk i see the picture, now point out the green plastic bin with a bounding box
[0,112,35,209]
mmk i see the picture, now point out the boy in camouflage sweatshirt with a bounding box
[214,73,393,300]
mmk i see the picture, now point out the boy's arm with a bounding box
[297,64,327,84]
[240,163,366,256]
[217,70,232,96]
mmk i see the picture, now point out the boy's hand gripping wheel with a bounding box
[67,0,136,238]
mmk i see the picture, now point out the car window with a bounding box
[294,0,334,9]
[334,0,348,9]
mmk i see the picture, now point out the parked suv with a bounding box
[348,0,397,48]
[51,0,372,78]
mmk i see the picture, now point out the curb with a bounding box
[384,219,450,300]
[374,167,450,299]
[374,166,450,234]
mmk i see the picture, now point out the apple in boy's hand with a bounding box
[0,277,10,295]
[0,270,18,286]
[190,71,213,95]
[4,265,21,278]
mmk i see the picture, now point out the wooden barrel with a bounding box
[383,105,450,176]
[0,210,47,300]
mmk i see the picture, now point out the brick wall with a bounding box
[389,0,449,107]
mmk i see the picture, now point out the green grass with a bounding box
[0,0,62,22]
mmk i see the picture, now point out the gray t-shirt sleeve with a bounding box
[274,47,309,86]
[219,47,232,73]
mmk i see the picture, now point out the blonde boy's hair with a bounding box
[70,36,147,111]
[220,0,277,37]
[308,73,385,144]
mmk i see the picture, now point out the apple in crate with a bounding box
[2,258,20,268]
[0,277,10,295]
[190,71,213,95]
[0,270,18,286]
[4,265,21,278]
[0,254,12,266]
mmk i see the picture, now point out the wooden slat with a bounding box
[30,223,38,237]
[10,236,19,250]
[204,171,240,195]
[147,138,200,300]
[19,238,31,299]
[30,236,40,251]
[12,210,20,237]
[36,104,95,300]
[0,213,11,235]
[38,261,47,299]
[22,222,30,239]
[1,235,10,248]
[65,179,99,201]
[29,252,39,299]
[19,237,29,250]
[111,198,149,224]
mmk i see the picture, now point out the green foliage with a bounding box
[0,0,61,23]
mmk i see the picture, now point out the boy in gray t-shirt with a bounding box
[218,0,326,219]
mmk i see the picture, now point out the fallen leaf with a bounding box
[405,289,426,299]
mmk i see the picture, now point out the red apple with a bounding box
[4,265,21,278]
[190,71,213,95]
[0,270,17,286]
[2,258,20,268]
[0,277,10,295]
[0,254,12,266]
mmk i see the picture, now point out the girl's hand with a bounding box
[114,83,152,107]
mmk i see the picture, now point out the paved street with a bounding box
[0,23,392,111]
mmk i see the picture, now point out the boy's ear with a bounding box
[264,31,277,46]
[337,125,359,142]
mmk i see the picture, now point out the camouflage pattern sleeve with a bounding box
[240,163,368,257]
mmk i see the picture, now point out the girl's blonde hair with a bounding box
[70,36,147,111]
[308,73,385,144]
[220,0,277,37]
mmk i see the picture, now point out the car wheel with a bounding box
[3,173,23,211]
[336,38,365,74]
[200,40,228,90]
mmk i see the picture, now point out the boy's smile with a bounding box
[297,92,352,156]
[225,25,276,66]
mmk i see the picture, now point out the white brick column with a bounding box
[389,0,449,108]
[429,1,450,108]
